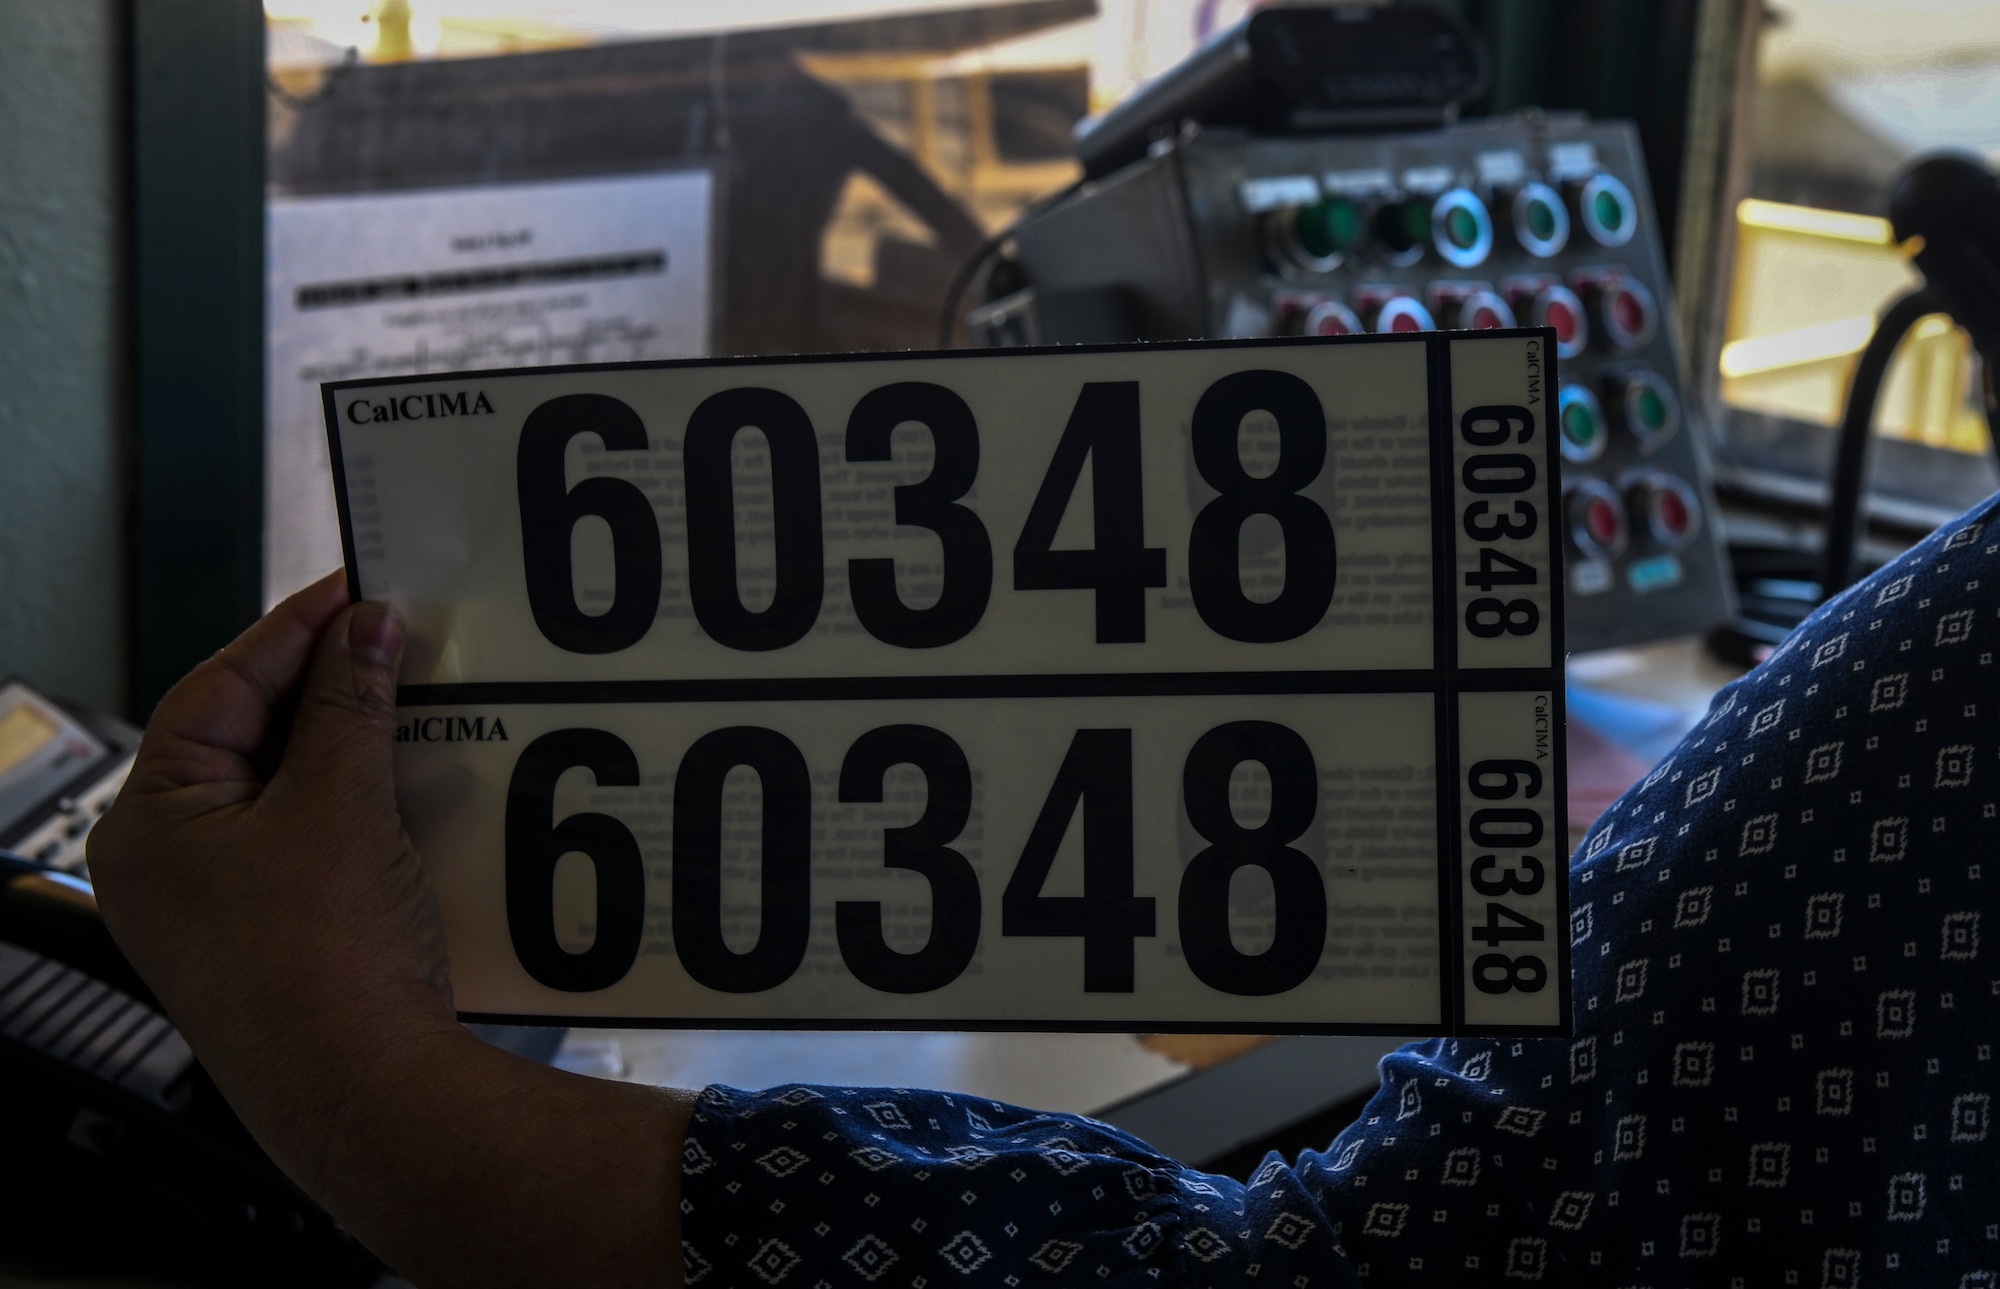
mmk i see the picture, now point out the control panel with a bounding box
[0,680,137,876]
[992,115,1733,653]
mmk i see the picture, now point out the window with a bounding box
[1712,0,2000,527]
[259,0,1266,603]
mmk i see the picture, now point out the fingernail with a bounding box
[348,601,405,666]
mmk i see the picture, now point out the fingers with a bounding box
[144,570,352,758]
[124,572,353,796]
[276,599,408,811]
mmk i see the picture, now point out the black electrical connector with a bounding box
[1713,155,2000,666]
[1821,156,2000,600]
[1070,4,1488,181]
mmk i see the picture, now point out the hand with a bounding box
[89,572,458,1162]
[89,572,692,1288]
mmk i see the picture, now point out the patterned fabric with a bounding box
[681,494,2000,1286]
[680,1085,1342,1286]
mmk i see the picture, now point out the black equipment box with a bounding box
[980,112,1735,654]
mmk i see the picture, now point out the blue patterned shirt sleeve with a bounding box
[678,1082,1355,1286]
[682,494,2000,1286]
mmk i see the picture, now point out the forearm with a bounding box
[217,1019,695,1288]
[87,583,699,1286]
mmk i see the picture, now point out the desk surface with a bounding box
[1568,635,1745,718]
[559,1027,1190,1117]
[550,1027,1416,1167]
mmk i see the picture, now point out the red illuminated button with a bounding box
[1658,488,1689,535]
[1455,290,1517,331]
[1532,285,1589,359]
[1370,296,1435,333]
[1587,498,1619,545]
[1564,479,1628,560]
[1592,275,1657,350]
[1614,291,1645,335]
[1304,299,1362,336]
[1626,471,1702,548]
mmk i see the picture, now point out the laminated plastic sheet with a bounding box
[324,332,1568,1034]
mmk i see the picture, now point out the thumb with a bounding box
[276,600,408,808]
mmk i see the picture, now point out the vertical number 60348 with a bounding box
[1458,404,1542,641]
[1464,757,1548,995]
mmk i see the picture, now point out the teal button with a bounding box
[1627,554,1684,593]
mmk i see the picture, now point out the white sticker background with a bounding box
[336,343,1434,683]
[400,693,1441,1025]
[1451,336,1559,671]
[1456,689,1564,1029]
[328,334,1568,1032]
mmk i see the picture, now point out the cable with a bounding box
[1821,287,1945,598]
[935,179,1083,349]
[935,229,1012,349]
[1982,349,2000,471]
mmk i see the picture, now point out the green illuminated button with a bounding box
[1526,198,1557,241]
[1293,197,1360,260]
[1375,198,1430,257]
[1565,399,1600,445]
[1577,173,1638,247]
[1615,369,1680,448]
[1557,384,1607,462]
[1445,205,1479,248]
[1431,189,1493,267]
[1635,385,1667,429]
[1594,189,1625,234]
[1509,181,1569,257]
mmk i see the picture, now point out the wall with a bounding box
[0,0,127,714]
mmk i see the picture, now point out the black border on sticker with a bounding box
[1537,330,1574,1038]
[1550,667,1573,1036]
[1426,334,1463,1033]
[1442,677,1572,1039]
[395,668,1555,706]
[323,381,364,605]
[1438,330,1565,674]
[1537,331,1566,673]
[456,1014,1448,1036]
[320,327,1549,607]
[1434,326,1572,1039]
[321,326,1541,396]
